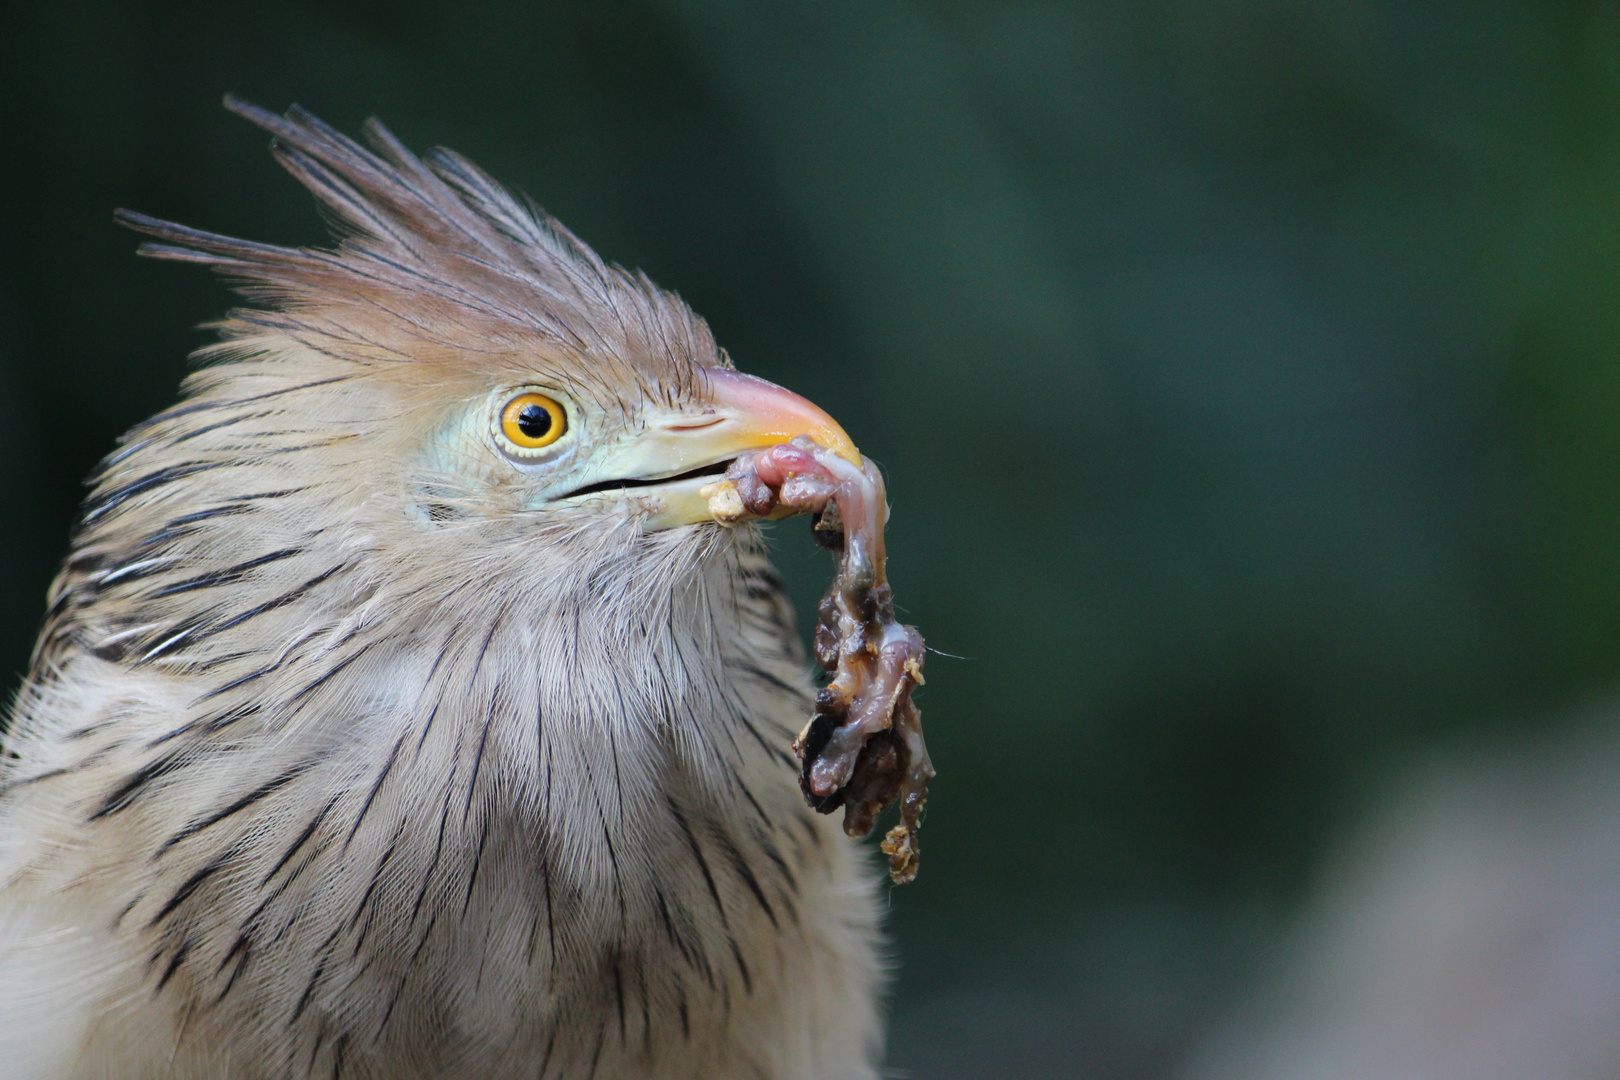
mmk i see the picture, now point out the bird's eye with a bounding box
[498,392,568,455]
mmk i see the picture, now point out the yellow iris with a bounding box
[500,392,567,451]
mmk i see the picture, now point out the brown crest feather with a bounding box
[113,96,721,403]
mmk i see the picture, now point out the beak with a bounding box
[561,369,860,528]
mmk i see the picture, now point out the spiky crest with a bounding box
[115,96,719,403]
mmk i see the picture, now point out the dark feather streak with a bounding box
[83,461,226,524]
[289,923,346,1025]
[154,934,194,992]
[148,546,303,599]
[342,731,406,854]
[90,751,187,820]
[713,826,778,930]
[155,757,316,858]
[152,843,238,926]
[261,793,340,886]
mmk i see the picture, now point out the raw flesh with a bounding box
[702,436,933,884]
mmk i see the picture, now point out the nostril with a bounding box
[663,415,726,432]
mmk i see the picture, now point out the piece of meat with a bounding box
[702,436,934,884]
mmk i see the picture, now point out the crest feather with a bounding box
[114,97,719,398]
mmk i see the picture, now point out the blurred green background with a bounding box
[5,1,1620,1076]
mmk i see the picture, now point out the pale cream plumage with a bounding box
[0,99,884,1080]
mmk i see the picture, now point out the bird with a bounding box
[0,98,887,1080]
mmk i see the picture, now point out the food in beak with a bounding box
[702,437,933,884]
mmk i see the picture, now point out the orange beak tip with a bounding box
[705,369,862,467]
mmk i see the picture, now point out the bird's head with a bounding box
[122,98,854,538]
[60,98,864,655]
[39,99,861,758]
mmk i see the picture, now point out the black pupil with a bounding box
[516,402,554,440]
